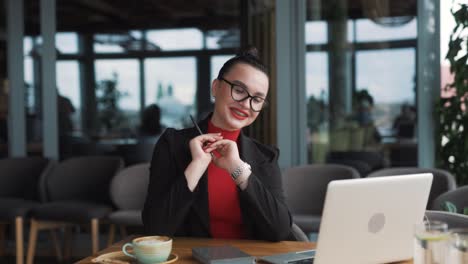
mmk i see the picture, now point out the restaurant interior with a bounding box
[1,0,467,263]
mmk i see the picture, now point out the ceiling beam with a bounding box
[70,0,132,22]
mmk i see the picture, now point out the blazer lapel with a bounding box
[238,132,269,238]
[239,132,267,166]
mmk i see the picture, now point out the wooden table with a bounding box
[76,236,413,264]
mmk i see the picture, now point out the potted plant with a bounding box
[436,2,468,185]
[96,73,128,134]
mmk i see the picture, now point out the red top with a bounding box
[207,120,246,239]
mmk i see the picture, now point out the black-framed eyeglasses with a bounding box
[219,77,268,112]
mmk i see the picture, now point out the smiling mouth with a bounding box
[232,108,248,117]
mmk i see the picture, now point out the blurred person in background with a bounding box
[138,104,164,145]
[58,89,75,159]
[393,104,416,139]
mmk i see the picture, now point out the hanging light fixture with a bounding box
[361,0,415,27]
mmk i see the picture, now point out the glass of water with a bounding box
[414,221,450,264]
[447,228,468,264]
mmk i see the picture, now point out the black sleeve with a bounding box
[142,129,198,235]
[239,147,292,241]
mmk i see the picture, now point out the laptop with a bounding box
[314,173,432,264]
[260,173,433,264]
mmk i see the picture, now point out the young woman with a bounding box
[142,48,292,241]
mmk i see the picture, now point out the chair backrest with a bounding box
[45,156,123,204]
[110,163,150,210]
[431,185,468,213]
[425,210,468,229]
[0,157,52,201]
[367,167,457,209]
[283,164,360,215]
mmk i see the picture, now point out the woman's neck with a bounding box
[208,119,240,141]
[210,113,237,132]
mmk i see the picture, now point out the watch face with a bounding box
[231,168,240,180]
[231,162,250,180]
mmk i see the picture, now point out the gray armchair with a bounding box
[431,185,468,213]
[425,210,468,229]
[26,156,123,264]
[283,164,360,234]
[0,157,52,264]
[367,167,457,209]
[107,163,150,245]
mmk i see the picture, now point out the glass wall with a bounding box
[57,60,81,132]
[14,33,81,158]
[305,0,418,175]
[146,29,203,51]
[95,59,140,135]
[144,57,197,128]
[6,0,241,159]
[211,55,233,81]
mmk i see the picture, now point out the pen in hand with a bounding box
[189,115,215,158]
[189,115,204,135]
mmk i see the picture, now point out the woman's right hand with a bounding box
[189,133,222,164]
[185,133,222,191]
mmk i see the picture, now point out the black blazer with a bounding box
[142,116,292,241]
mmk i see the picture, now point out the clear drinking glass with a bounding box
[447,228,468,264]
[413,221,450,264]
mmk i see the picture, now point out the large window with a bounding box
[305,53,329,162]
[146,28,203,51]
[24,37,35,114]
[95,59,140,134]
[4,0,242,159]
[205,29,240,49]
[57,61,81,132]
[56,33,79,53]
[144,57,197,129]
[211,55,233,81]
[356,49,415,131]
[305,0,418,172]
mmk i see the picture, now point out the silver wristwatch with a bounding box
[230,162,251,181]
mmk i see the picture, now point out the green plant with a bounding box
[444,201,457,213]
[443,201,468,215]
[96,73,128,133]
[436,3,468,185]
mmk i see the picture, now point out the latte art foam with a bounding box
[137,239,165,246]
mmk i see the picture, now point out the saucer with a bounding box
[91,251,136,264]
[92,251,178,264]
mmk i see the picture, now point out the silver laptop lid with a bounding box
[314,173,433,264]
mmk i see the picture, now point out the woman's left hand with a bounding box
[203,139,243,172]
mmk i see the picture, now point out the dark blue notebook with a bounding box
[192,245,255,264]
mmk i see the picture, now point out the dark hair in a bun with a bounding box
[216,46,268,79]
[239,46,259,58]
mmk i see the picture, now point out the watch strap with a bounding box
[231,162,251,180]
